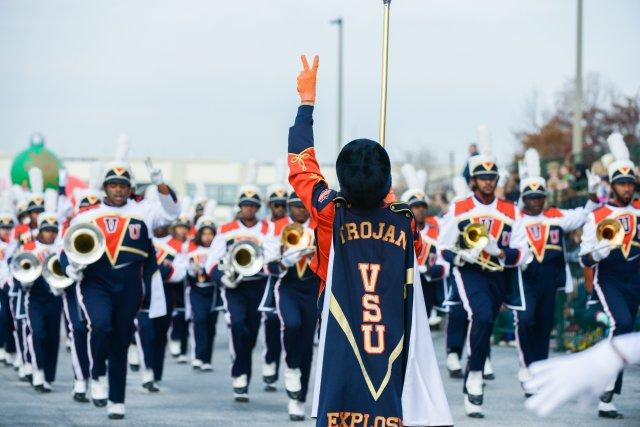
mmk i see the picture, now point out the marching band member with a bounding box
[400,164,447,326]
[261,183,289,391]
[167,210,192,364]
[0,212,17,368]
[60,140,179,419]
[579,133,640,419]
[204,185,279,402]
[438,125,527,418]
[273,191,318,421]
[443,176,472,379]
[290,55,451,427]
[187,206,220,371]
[61,189,101,402]
[511,148,599,395]
[134,223,187,392]
[21,192,63,393]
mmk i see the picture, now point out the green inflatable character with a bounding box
[10,133,63,190]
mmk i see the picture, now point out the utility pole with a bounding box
[572,0,583,162]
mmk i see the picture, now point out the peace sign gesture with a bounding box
[297,54,319,105]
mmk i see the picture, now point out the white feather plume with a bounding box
[44,188,58,213]
[476,124,492,156]
[244,159,258,185]
[400,163,418,189]
[524,148,541,178]
[607,132,629,161]
[416,169,428,191]
[452,176,470,198]
[115,134,130,162]
[11,185,26,204]
[204,200,218,217]
[28,167,44,195]
[89,161,103,190]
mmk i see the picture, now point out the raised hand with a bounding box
[297,54,319,105]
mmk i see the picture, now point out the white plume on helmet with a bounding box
[452,176,470,199]
[606,132,635,183]
[103,134,134,185]
[243,158,258,185]
[28,167,44,195]
[193,181,207,207]
[195,200,218,231]
[519,148,546,194]
[476,124,492,156]
[400,163,428,204]
[468,125,498,177]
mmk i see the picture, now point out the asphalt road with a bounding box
[0,321,638,426]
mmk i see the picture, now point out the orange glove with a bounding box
[297,54,319,104]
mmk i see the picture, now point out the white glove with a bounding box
[58,169,68,188]
[281,247,304,268]
[525,339,626,417]
[188,261,201,278]
[454,247,481,267]
[497,168,509,188]
[483,236,502,257]
[65,265,84,282]
[586,169,601,194]
[591,239,611,262]
[145,157,164,185]
[418,264,427,274]
[220,272,243,289]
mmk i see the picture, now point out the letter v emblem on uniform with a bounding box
[357,263,381,293]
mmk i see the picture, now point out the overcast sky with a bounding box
[0,0,638,168]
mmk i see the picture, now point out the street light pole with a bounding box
[330,17,344,155]
[572,0,583,162]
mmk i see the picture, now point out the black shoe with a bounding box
[263,374,277,385]
[524,392,533,398]
[93,398,108,407]
[467,393,483,406]
[483,373,495,380]
[599,390,614,403]
[142,381,160,393]
[108,413,125,420]
[468,412,484,419]
[289,414,305,422]
[599,410,623,419]
[233,387,249,402]
[448,369,464,379]
[264,384,277,392]
[25,374,33,383]
[129,364,139,372]
[34,384,46,393]
[73,392,90,403]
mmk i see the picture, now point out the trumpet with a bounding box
[580,218,624,256]
[282,223,315,251]
[451,223,504,272]
[63,222,106,266]
[224,240,264,278]
[42,253,74,289]
[11,252,43,287]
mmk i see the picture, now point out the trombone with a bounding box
[579,218,624,256]
[450,223,504,272]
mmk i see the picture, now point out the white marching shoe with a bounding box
[465,370,484,418]
[284,367,302,400]
[483,358,495,380]
[73,379,90,403]
[91,376,108,407]
[232,374,249,402]
[428,311,442,328]
[446,353,463,378]
[107,401,125,420]
[169,340,181,357]
[262,362,277,391]
[32,369,46,391]
[191,359,203,370]
[598,401,623,419]
[127,344,139,371]
[142,369,159,392]
[19,362,33,383]
[518,367,534,397]
[288,399,306,421]
[176,354,188,364]
[0,348,6,363]
[200,363,213,372]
